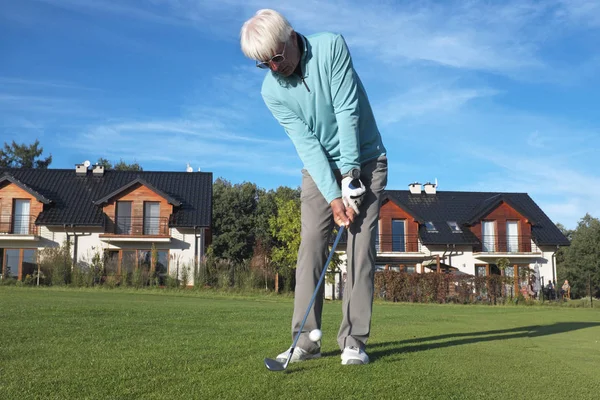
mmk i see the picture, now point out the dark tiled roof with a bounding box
[384,190,570,247]
[0,168,212,228]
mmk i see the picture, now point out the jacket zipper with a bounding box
[301,77,311,92]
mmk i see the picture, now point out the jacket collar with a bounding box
[298,33,310,78]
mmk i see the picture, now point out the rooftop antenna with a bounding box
[435,178,438,188]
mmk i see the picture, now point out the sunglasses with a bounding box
[256,41,287,69]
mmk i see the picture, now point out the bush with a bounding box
[38,241,73,286]
[374,271,518,305]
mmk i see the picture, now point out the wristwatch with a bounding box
[343,168,361,180]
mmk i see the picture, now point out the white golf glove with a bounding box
[341,177,366,215]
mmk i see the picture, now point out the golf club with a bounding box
[264,224,346,372]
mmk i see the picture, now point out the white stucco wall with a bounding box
[2,226,207,285]
[325,240,558,300]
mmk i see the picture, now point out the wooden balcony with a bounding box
[0,215,38,236]
[100,216,171,242]
[376,234,422,253]
[474,235,541,255]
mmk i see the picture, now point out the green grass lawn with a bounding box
[1,287,599,400]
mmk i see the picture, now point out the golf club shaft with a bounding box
[286,225,346,363]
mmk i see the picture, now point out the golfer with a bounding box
[241,9,388,365]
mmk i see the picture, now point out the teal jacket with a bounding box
[262,32,386,204]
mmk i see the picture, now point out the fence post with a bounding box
[590,274,593,309]
[541,276,544,303]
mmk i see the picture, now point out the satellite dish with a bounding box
[186,163,193,173]
[83,160,91,168]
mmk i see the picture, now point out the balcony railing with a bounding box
[0,215,38,235]
[475,235,540,253]
[376,234,421,253]
[105,216,169,236]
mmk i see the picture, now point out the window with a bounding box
[447,221,462,233]
[4,249,19,279]
[22,250,36,278]
[482,221,496,252]
[103,249,169,284]
[1,249,37,280]
[392,219,406,252]
[121,251,136,274]
[116,201,132,234]
[404,265,416,274]
[425,221,437,233]
[104,250,119,274]
[13,199,30,234]
[475,265,487,276]
[144,202,160,235]
[506,221,519,252]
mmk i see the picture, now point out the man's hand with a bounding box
[331,198,355,227]
[341,177,366,215]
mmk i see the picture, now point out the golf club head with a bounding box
[264,358,286,371]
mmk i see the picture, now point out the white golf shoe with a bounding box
[341,346,370,365]
[276,347,321,363]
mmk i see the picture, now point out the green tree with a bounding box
[557,214,600,298]
[269,193,301,292]
[210,178,259,265]
[250,186,301,291]
[0,140,52,168]
[96,157,143,171]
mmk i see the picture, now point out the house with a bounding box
[326,182,570,299]
[0,165,212,284]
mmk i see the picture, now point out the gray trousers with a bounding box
[292,156,388,352]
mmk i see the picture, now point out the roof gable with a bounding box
[93,177,181,206]
[0,169,212,227]
[466,194,537,225]
[0,174,51,204]
[381,193,425,222]
[383,190,569,246]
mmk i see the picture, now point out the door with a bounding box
[144,202,160,235]
[392,219,406,252]
[506,221,519,252]
[13,200,30,234]
[482,221,496,252]
[116,201,132,234]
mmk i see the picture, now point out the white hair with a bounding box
[240,9,293,62]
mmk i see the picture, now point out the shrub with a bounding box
[374,271,525,305]
[38,240,73,286]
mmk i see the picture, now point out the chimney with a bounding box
[75,163,87,176]
[75,160,90,176]
[409,182,421,194]
[424,182,437,195]
[92,164,105,176]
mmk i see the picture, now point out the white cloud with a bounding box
[466,149,600,228]
[0,93,97,116]
[62,115,297,175]
[376,85,498,126]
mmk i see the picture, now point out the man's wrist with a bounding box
[343,168,361,180]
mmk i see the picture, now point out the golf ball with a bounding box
[309,329,322,342]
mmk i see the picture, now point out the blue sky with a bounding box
[1,0,599,229]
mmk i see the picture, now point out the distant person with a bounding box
[561,280,570,299]
[547,280,555,300]
[528,278,536,299]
